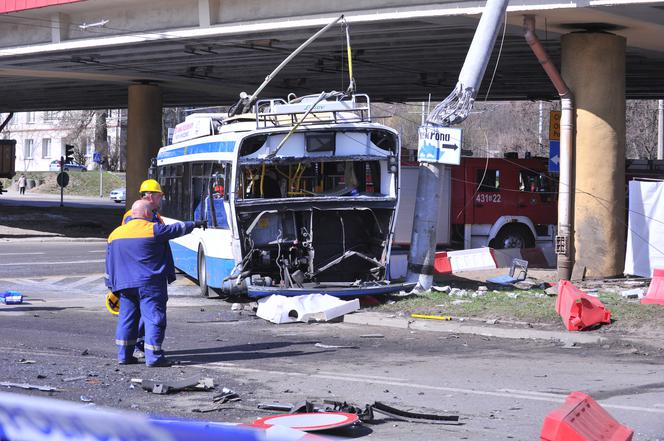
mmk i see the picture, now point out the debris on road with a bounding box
[359,334,384,338]
[63,375,88,383]
[486,258,528,286]
[213,387,240,404]
[372,401,461,425]
[134,376,215,395]
[256,294,360,324]
[256,398,459,426]
[314,343,359,349]
[17,358,36,364]
[0,381,59,392]
[79,395,93,403]
[411,314,452,321]
[619,288,645,299]
[431,285,451,293]
[0,290,23,304]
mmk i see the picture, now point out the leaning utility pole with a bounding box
[406,0,509,291]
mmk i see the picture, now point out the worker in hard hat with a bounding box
[122,179,164,225]
[119,179,165,359]
[106,200,206,367]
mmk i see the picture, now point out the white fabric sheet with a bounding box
[624,180,664,277]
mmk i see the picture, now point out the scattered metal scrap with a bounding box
[256,399,460,425]
[132,377,215,395]
[0,382,59,392]
[314,343,359,349]
[372,401,461,425]
[192,387,240,413]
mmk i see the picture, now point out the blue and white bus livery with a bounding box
[155,94,412,297]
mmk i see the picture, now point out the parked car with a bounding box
[109,187,126,203]
[49,160,87,172]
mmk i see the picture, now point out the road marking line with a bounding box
[87,250,105,253]
[0,252,45,256]
[200,363,664,414]
[316,371,408,382]
[0,259,105,266]
[497,388,566,398]
[66,274,104,288]
[12,278,44,286]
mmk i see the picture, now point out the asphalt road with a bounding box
[0,241,106,278]
[0,240,663,440]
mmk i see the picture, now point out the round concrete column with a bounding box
[126,84,162,209]
[561,33,626,278]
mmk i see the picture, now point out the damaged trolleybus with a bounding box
[154,93,412,298]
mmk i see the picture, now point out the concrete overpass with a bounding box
[2,0,664,279]
[0,0,663,110]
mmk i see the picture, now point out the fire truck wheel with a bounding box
[493,226,534,249]
[197,246,210,297]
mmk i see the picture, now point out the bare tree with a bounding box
[626,100,658,159]
[54,110,95,166]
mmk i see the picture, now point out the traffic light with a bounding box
[64,144,75,164]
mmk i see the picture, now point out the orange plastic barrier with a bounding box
[556,280,611,331]
[540,391,633,441]
[433,251,452,274]
[641,268,664,305]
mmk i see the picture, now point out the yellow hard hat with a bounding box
[139,179,162,194]
[105,291,120,316]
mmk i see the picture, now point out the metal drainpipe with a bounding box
[524,15,575,280]
[658,99,663,160]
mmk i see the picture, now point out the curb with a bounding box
[344,311,609,345]
[0,236,107,243]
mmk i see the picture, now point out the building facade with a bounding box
[0,110,125,172]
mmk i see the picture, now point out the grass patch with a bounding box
[3,171,124,197]
[373,287,663,330]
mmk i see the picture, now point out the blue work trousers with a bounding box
[115,282,168,365]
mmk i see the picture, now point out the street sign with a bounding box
[417,126,462,165]
[549,111,561,141]
[93,152,102,164]
[57,171,69,188]
[549,140,560,173]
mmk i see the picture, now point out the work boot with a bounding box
[147,357,173,368]
[118,356,139,365]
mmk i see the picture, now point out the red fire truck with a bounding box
[393,156,558,250]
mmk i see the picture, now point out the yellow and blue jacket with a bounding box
[122,209,163,225]
[105,219,194,292]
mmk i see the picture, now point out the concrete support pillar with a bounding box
[198,0,216,27]
[126,84,162,209]
[51,13,69,43]
[561,33,626,278]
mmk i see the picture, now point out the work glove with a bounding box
[194,220,207,230]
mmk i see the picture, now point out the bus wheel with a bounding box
[494,226,534,249]
[197,246,210,297]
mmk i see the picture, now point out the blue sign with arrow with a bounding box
[417,126,462,165]
[549,140,560,172]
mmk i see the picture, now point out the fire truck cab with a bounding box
[451,157,557,249]
[394,157,557,250]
